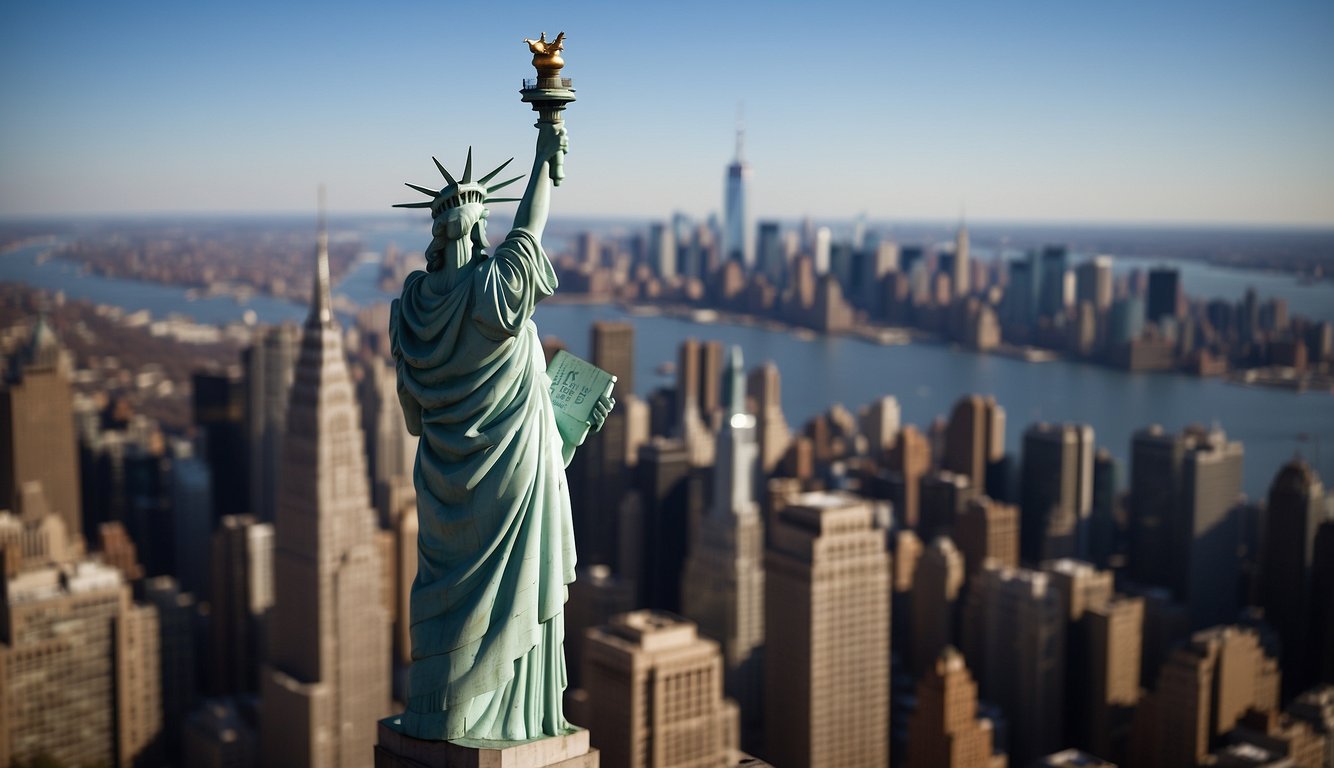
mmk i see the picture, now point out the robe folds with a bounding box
[389,228,575,741]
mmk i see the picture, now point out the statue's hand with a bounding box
[589,394,615,433]
[535,122,568,167]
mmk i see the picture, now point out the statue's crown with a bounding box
[393,148,524,212]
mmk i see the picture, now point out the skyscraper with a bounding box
[648,220,677,280]
[244,323,299,523]
[1039,245,1069,319]
[631,437,697,611]
[1129,626,1280,768]
[755,220,785,287]
[955,496,1020,580]
[1083,595,1144,762]
[723,126,752,268]
[861,395,902,458]
[765,491,890,767]
[1020,423,1095,563]
[1127,425,1245,628]
[962,564,1067,766]
[910,536,965,677]
[888,425,931,530]
[577,321,639,564]
[943,395,1005,495]
[953,219,971,298]
[1259,460,1326,699]
[209,513,273,696]
[260,211,390,768]
[0,315,82,543]
[1075,256,1114,313]
[580,611,740,768]
[747,361,791,475]
[1146,267,1181,324]
[905,647,1005,768]
[681,346,765,751]
[1,560,153,768]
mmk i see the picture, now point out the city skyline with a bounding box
[2,1,1333,225]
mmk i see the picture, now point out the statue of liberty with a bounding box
[388,102,611,741]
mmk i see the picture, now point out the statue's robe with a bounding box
[389,228,573,741]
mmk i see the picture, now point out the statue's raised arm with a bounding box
[512,122,568,240]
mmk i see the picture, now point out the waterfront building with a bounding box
[1260,460,1326,699]
[581,611,740,768]
[723,127,753,268]
[953,220,971,298]
[1039,245,1070,319]
[1147,267,1182,324]
[765,491,890,767]
[648,220,677,280]
[942,394,1005,495]
[0,315,82,544]
[260,216,390,768]
[1128,424,1245,628]
[813,226,832,275]
[1075,255,1114,312]
[1020,423,1095,562]
[1108,296,1145,346]
[755,220,785,287]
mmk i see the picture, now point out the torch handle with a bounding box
[536,113,566,186]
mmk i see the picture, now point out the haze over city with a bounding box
[3,0,1333,224]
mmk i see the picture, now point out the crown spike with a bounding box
[462,147,473,183]
[487,175,525,194]
[483,197,521,204]
[478,157,515,185]
[432,156,456,186]
[393,201,434,209]
[405,182,438,197]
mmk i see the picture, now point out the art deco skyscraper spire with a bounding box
[261,198,390,768]
[681,345,766,750]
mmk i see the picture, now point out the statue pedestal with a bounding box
[375,717,599,768]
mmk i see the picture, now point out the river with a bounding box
[3,235,1332,500]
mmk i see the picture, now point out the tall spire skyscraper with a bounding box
[681,345,766,751]
[723,118,753,268]
[953,216,971,298]
[261,197,390,768]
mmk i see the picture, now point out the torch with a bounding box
[520,32,575,186]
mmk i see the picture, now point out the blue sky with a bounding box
[2,0,1332,224]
